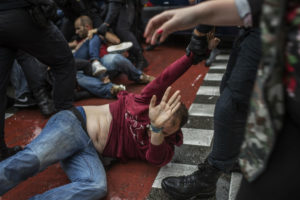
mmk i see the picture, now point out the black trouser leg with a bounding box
[0,9,76,110]
[0,47,15,153]
[16,51,48,93]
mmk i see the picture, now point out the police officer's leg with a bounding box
[0,47,22,160]
[5,9,76,110]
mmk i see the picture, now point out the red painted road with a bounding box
[2,41,208,200]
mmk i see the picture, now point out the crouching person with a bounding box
[0,55,192,199]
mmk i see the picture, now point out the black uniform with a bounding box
[0,0,76,160]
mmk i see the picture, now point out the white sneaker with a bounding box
[92,60,107,76]
[107,42,133,54]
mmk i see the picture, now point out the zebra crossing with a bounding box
[147,54,242,200]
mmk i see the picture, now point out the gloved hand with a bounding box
[40,0,57,20]
[97,23,109,36]
[186,33,210,65]
[26,0,58,25]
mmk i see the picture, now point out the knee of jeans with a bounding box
[79,180,107,199]
[4,148,40,182]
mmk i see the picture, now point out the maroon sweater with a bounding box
[102,55,193,167]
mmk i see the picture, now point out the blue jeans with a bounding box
[207,28,262,172]
[0,109,107,200]
[74,35,102,61]
[101,54,142,82]
[76,54,142,98]
[77,71,114,99]
[10,60,30,99]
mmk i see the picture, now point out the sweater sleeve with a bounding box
[145,140,174,167]
[137,55,193,104]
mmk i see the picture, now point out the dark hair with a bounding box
[78,15,93,28]
[174,102,188,127]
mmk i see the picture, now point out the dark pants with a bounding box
[236,113,300,200]
[16,51,49,93]
[207,28,262,172]
[114,1,142,55]
[0,8,76,149]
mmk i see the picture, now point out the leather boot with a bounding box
[161,160,222,199]
[135,51,149,71]
[33,88,55,116]
[74,90,93,101]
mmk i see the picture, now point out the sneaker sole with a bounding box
[107,42,133,53]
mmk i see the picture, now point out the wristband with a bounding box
[150,123,163,133]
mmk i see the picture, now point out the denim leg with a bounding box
[10,60,30,99]
[207,28,262,172]
[76,72,113,98]
[88,35,101,61]
[74,41,90,60]
[0,110,90,195]
[30,141,107,200]
[101,54,142,82]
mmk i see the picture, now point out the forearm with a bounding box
[175,0,243,29]
[150,132,165,145]
[139,55,193,102]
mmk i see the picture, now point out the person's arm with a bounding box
[144,0,243,45]
[97,0,123,35]
[136,55,193,104]
[145,87,182,166]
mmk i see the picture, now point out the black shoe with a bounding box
[161,160,222,200]
[0,146,23,161]
[205,48,221,67]
[136,54,149,71]
[74,90,93,101]
[13,93,37,108]
[33,88,55,116]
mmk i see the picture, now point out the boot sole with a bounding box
[161,182,216,200]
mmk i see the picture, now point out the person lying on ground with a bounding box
[0,54,194,200]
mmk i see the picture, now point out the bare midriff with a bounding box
[83,105,112,153]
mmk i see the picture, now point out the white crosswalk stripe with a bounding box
[182,128,214,147]
[197,85,220,96]
[189,103,215,117]
[204,73,224,81]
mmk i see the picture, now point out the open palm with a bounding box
[149,87,181,128]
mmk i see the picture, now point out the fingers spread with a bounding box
[161,86,172,103]
[149,95,157,108]
[169,94,181,112]
[167,90,180,107]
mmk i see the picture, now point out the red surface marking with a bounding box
[2,44,208,200]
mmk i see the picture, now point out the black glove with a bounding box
[186,33,210,65]
[97,23,108,36]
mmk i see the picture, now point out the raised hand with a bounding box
[149,87,181,128]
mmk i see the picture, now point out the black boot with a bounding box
[74,90,93,101]
[33,88,55,116]
[161,160,222,199]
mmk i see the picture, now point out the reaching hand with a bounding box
[149,87,181,128]
[186,30,221,65]
[88,29,97,40]
[144,7,198,45]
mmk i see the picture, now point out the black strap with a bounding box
[69,107,87,132]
